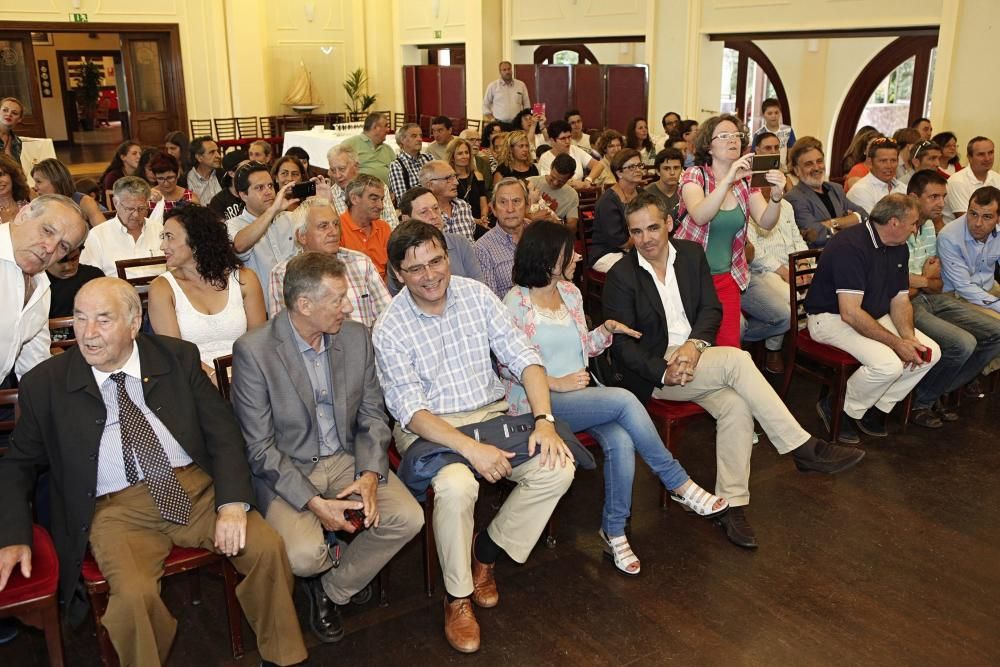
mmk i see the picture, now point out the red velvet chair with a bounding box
[81,547,244,667]
[645,399,710,508]
[0,524,64,666]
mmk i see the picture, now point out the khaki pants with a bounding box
[651,346,810,507]
[88,465,307,667]
[263,451,424,604]
[807,312,940,417]
[394,401,575,598]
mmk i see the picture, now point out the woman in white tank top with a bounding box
[148,204,266,384]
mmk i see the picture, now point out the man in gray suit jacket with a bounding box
[231,252,423,644]
[785,141,869,247]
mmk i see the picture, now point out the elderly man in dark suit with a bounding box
[231,252,422,644]
[785,140,869,247]
[0,277,306,667]
[602,192,865,550]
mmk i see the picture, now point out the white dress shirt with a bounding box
[846,171,906,214]
[0,223,51,379]
[636,243,692,345]
[481,78,531,124]
[943,168,1000,223]
[747,200,809,273]
[80,216,165,277]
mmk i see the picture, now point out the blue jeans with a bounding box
[912,293,1000,408]
[741,271,791,350]
[549,387,689,536]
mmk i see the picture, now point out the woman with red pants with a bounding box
[674,114,786,347]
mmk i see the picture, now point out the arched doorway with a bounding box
[533,44,599,65]
[722,40,791,132]
[830,34,937,179]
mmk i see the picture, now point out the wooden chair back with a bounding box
[49,316,77,352]
[213,118,238,141]
[235,117,260,140]
[787,249,822,333]
[213,355,234,401]
[115,257,168,310]
[189,119,213,138]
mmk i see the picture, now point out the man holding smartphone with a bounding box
[805,193,940,444]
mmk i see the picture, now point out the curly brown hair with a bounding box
[0,153,30,201]
[164,204,242,290]
[692,114,748,166]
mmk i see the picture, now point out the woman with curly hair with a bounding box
[148,204,266,382]
[493,129,539,184]
[0,153,29,223]
[626,117,656,165]
[591,129,625,187]
[30,157,106,227]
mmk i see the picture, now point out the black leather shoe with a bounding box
[301,577,345,643]
[793,436,865,474]
[715,506,758,549]
[857,407,889,437]
[911,407,943,429]
[816,396,860,444]
[933,400,959,422]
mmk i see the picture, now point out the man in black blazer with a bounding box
[0,278,306,667]
[785,141,868,247]
[603,192,865,549]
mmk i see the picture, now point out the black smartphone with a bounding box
[290,181,317,200]
[750,154,780,188]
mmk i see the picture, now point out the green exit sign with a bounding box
[69,13,89,23]
[434,30,442,39]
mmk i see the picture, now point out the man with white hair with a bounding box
[326,144,397,226]
[267,196,390,326]
[81,176,164,277]
[419,160,478,240]
[388,122,433,204]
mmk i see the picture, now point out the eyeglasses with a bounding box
[117,204,149,216]
[154,174,177,183]
[712,132,746,142]
[397,255,449,276]
[426,173,458,183]
[620,163,645,171]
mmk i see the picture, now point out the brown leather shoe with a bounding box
[764,350,785,374]
[471,536,499,608]
[443,597,480,653]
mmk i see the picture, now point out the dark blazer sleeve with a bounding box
[602,261,669,388]
[177,338,254,508]
[0,375,48,549]
[590,191,627,265]
[348,327,391,481]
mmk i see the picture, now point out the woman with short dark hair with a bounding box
[149,151,199,211]
[503,220,729,576]
[148,204,266,384]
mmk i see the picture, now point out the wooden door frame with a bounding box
[0,31,47,138]
[55,49,123,138]
[0,21,188,143]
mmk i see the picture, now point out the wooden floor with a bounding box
[4,374,1000,666]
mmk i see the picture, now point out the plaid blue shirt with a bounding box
[388,152,433,203]
[372,276,541,429]
[443,198,478,240]
[475,224,518,299]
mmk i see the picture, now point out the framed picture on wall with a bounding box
[31,32,53,46]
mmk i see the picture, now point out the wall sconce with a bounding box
[304,2,316,22]
[432,0,440,19]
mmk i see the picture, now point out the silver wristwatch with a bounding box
[687,339,711,353]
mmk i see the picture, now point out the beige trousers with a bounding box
[394,401,575,597]
[651,346,810,507]
[262,451,424,604]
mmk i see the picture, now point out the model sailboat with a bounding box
[282,61,322,113]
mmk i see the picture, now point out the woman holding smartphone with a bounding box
[674,114,785,347]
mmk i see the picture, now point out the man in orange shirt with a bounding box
[339,174,392,280]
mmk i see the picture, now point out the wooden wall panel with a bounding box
[571,64,604,131]
[415,66,441,118]
[438,66,467,121]
[403,66,418,118]
[535,65,571,126]
[514,64,536,112]
[605,65,648,134]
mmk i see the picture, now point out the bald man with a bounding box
[0,278,307,666]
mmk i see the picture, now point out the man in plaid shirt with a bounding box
[372,221,574,654]
[325,144,398,227]
[388,123,433,204]
[267,196,390,325]
[419,160,479,240]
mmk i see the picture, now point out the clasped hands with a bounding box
[663,341,703,387]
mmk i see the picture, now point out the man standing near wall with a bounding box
[482,62,530,126]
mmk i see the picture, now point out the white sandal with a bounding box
[599,529,640,576]
[670,482,730,518]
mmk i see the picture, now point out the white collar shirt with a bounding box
[636,243,692,344]
[0,223,51,379]
[80,216,165,277]
[846,171,906,215]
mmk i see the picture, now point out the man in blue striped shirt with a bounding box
[373,221,574,654]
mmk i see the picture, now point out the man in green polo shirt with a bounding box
[342,112,396,185]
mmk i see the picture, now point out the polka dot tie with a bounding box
[111,373,192,525]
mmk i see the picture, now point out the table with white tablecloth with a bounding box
[18,136,57,188]
[281,129,429,167]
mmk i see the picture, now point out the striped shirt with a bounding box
[442,198,478,240]
[268,248,391,328]
[474,224,518,298]
[372,276,541,429]
[747,200,808,273]
[331,181,398,229]
[92,342,193,496]
[907,219,938,274]
[388,152,433,203]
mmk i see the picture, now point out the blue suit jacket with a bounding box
[785,180,868,248]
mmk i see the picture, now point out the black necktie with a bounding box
[111,373,192,525]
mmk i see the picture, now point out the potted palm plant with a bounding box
[76,60,103,131]
[343,68,377,118]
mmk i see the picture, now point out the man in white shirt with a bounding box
[847,138,906,213]
[536,120,599,189]
[944,136,1000,222]
[81,177,164,277]
[565,110,591,151]
[227,162,297,304]
[481,61,530,125]
[1,195,88,383]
